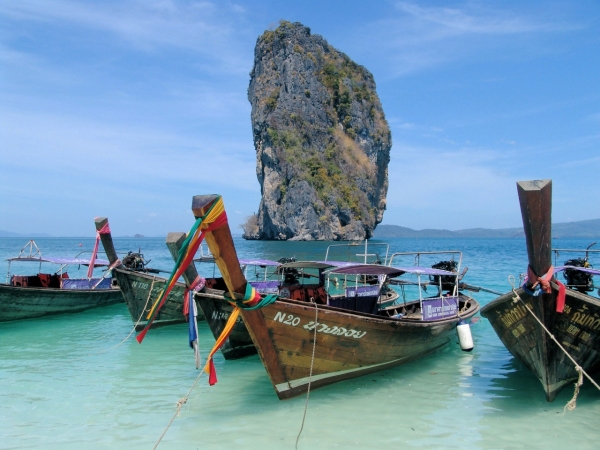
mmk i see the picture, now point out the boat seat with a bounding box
[11,275,42,287]
[38,273,52,287]
[290,287,305,301]
[306,287,327,305]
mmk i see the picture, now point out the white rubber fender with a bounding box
[457,319,473,352]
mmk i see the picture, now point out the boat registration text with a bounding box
[272,311,367,339]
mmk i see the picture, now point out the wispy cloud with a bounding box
[1,0,252,74]
[355,2,580,77]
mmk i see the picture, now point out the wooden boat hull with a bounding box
[0,283,122,322]
[481,284,600,401]
[238,295,478,399]
[112,267,203,330]
[195,288,257,359]
[195,287,401,360]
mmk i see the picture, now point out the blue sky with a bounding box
[1,1,599,237]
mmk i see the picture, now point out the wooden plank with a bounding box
[191,194,288,383]
[516,179,552,277]
[165,232,201,286]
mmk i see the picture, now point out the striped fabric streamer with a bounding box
[203,283,277,385]
[136,196,227,343]
[88,222,111,279]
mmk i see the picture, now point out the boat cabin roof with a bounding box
[277,261,340,271]
[239,258,280,267]
[330,264,455,277]
[392,266,457,276]
[328,264,405,277]
[554,266,600,276]
[5,256,110,266]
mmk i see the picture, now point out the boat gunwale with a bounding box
[199,286,479,326]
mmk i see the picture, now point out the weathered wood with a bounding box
[482,179,600,401]
[191,193,480,399]
[517,179,552,277]
[94,218,203,328]
[94,217,119,265]
[0,284,121,321]
[192,195,247,298]
[165,232,200,286]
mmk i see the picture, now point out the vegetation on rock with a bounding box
[247,21,391,240]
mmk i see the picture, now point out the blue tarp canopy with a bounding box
[329,264,455,277]
[328,264,404,277]
[239,258,280,267]
[277,261,340,271]
[393,266,456,276]
[5,256,110,267]
[554,266,600,276]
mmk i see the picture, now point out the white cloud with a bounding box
[0,0,252,74]
[354,2,580,77]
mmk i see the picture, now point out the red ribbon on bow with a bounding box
[526,265,566,313]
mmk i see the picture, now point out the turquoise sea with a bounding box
[1,236,600,449]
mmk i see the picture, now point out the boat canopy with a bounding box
[316,260,359,268]
[554,266,600,276]
[328,264,405,277]
[277,261,338,271]
[330,264,455,277]
[239,258,280,267]
[392,266,456,276]
[5,256,110,266]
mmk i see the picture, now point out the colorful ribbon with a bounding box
[183,275,206,317]
[524,265,567,313]
[88,222,111,278]
[202,283,277,385]
[136,196,227,343]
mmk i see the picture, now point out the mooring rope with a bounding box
[508,275,600,411]
[153,369,206,450]
[67,276,158,362]
[99,275,158,352]
[295,301,319,450]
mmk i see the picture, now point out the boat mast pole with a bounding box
[191,195,248,298]
[165,232,201,286]
[94,217,120,267]
[517,180,552,278]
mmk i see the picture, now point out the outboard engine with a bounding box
[563,258,594,293]
[122,251,150,272]
[278,257,299,284]
[430,260,458,291]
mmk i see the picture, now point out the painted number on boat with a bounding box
[132,281,149,290]
[212,311,242,323]
[273,311,301,327]
[271,312,367,339]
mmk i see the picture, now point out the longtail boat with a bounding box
[93,218,204,329]
[481,180,600,401]
[189,195,479,399]
[0,240,121,322]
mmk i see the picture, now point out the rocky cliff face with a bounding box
[245,21,391,241]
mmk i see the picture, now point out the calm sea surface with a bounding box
[1,236,600,449]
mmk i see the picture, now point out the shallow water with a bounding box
[1,236,600,449]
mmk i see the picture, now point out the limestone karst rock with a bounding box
[245,21,391,241]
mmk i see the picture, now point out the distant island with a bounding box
[373,218,600,239]
[2,218,599,240]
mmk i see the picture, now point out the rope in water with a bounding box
[295,301,318,449]
[153,369,206,450]
[508,275,600,412]
[68,276,158,362]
